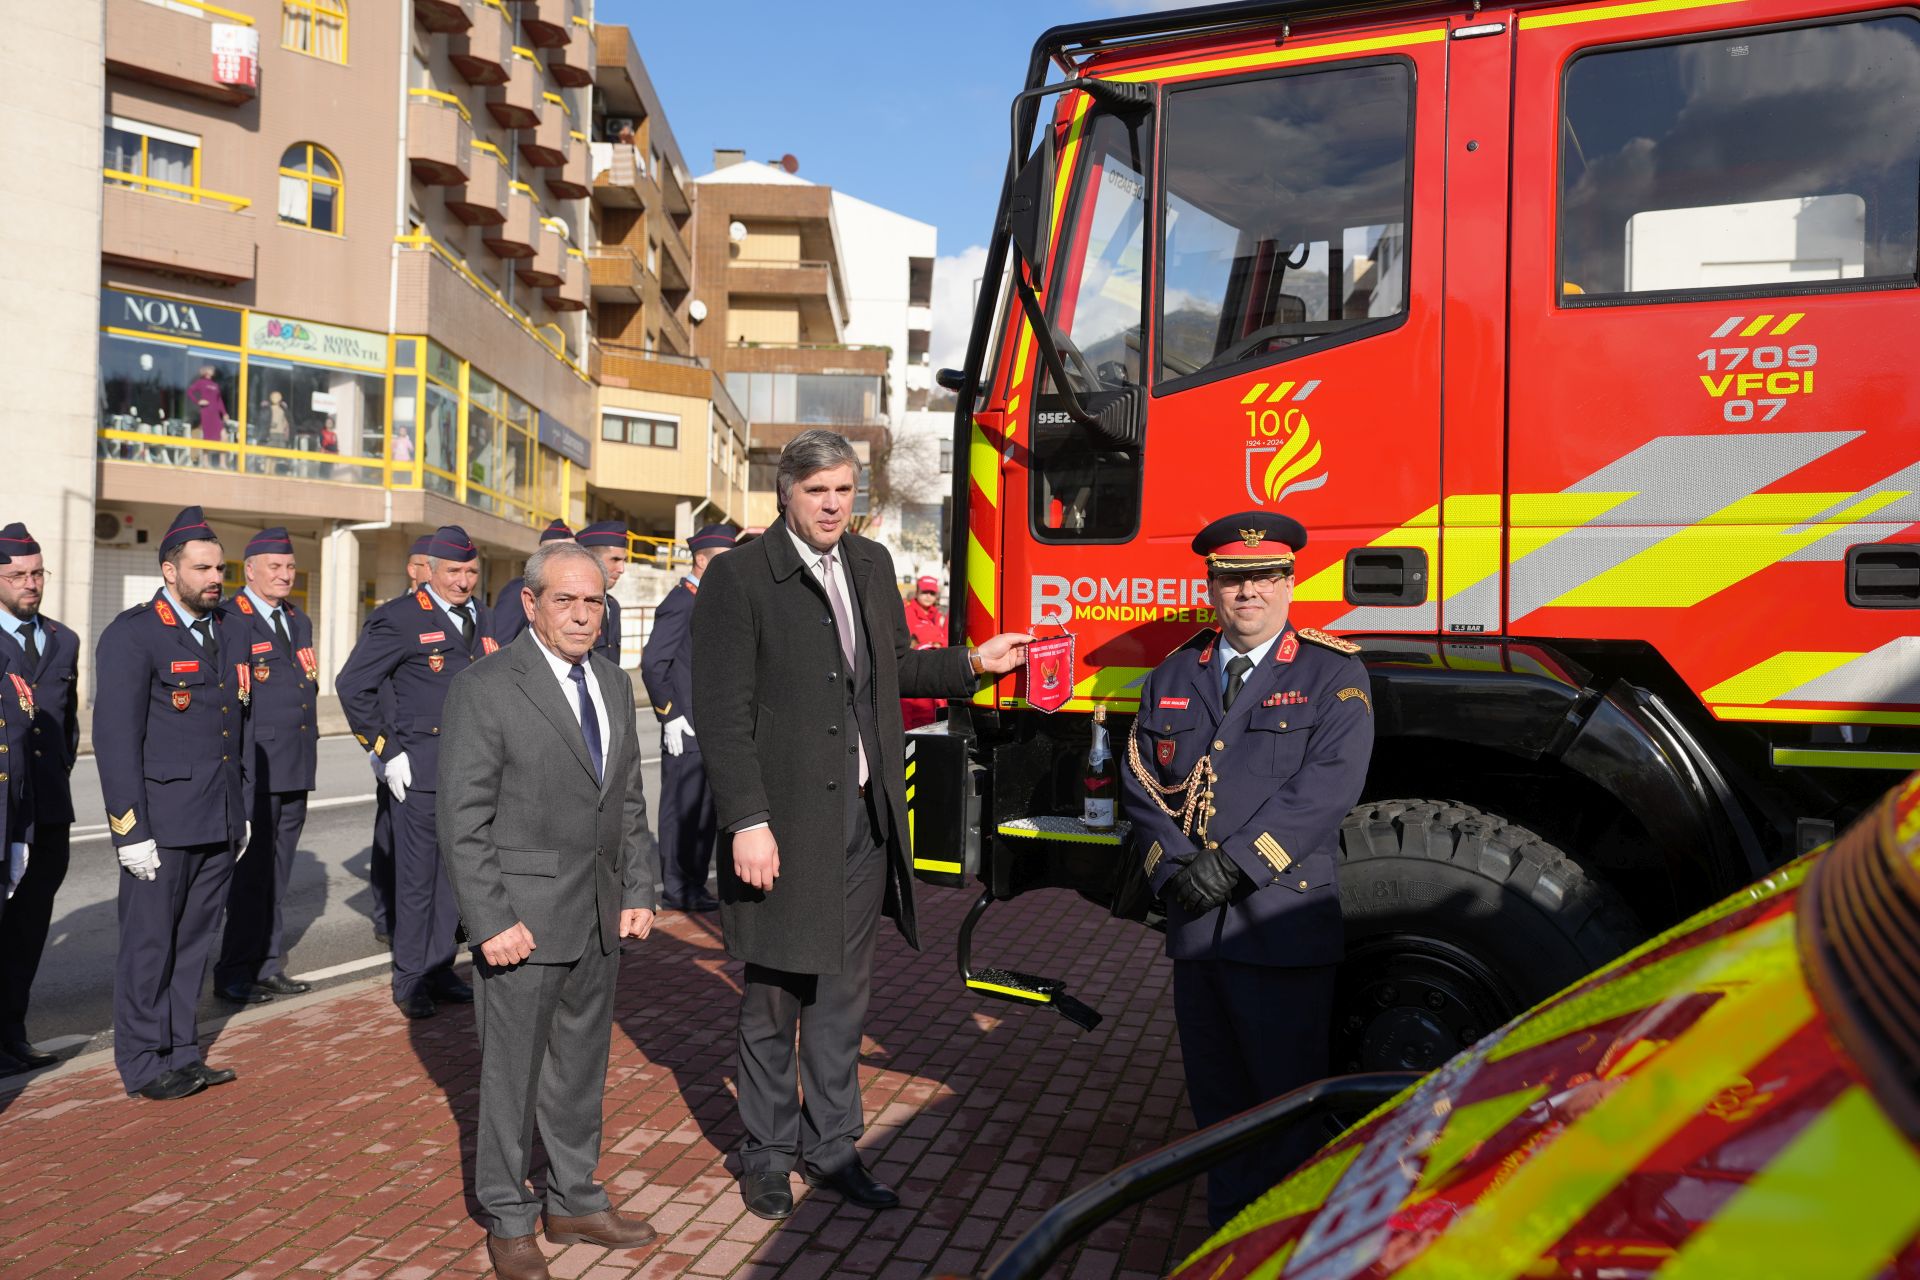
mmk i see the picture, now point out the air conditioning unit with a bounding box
[95,511,143,547]
[605,117,636,139]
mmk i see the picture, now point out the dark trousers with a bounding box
[391,790,459,1001]
[736,796,885,1176]
[472,940,618,1236]
[0,823,70,1041]
[114,841,236,1094]
[215,790,309,987]
[369,787,396,937]
[658,746,717,906]
[1173,959,1337,1228]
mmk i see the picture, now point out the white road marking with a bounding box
[292,951,393,983]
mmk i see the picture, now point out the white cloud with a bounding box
[930,244,991,376]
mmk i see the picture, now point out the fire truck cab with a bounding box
[915,0,1920,1072]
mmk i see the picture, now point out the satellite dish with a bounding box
[728,220,748,243]
[780,154,799,174]
[689,299,708,324]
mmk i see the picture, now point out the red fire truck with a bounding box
[908,0,1920,1073]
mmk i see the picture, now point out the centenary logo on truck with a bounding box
[1242,378,1328,506]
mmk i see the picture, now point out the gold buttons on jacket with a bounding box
[1213,739,1225,751]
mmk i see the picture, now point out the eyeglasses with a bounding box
[0,569,49,586]
[1208,571,1291,594]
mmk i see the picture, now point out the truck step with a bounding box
[966,968,1104,1031]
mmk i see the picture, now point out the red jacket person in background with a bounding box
[899,575,947,730]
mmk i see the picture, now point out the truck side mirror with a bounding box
[1005,137,1057,281]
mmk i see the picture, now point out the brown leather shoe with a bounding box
[543,1208,657,1249]
[485,1233,551,1280]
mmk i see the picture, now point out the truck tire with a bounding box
[1333,798,1643,1074]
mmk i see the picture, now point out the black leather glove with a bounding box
[1170,846,1242,914]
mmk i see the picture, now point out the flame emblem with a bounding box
[1244,406,1329,506]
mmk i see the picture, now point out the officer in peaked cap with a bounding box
[0,522,82,1072]
[0,550,32,936]
[364,533,441,948]
[488,519,573,647]
[337,525,497,1019]
[211,528,320,1006]
[574,521,629,662]
[640,524,736,911]
[1119,510,1374,1227]
[92,506,253,1099]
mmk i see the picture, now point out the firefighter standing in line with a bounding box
[93,507,252,1100]
[336,525,495,1020]
[640,524,736,912]
[489,519,573,647]
[1120,511,1374,1228]
[212,528,319,1005]
[574,521,629,663]
[899,575,948,731]
[365,535,435,947]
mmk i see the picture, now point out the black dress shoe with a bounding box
[427,974,473,1003]
[374,927,392,947]
[394,992,437,1020]
[216,983,273,1005]
[686,891,721,912]
[189,1063,237,1087]
[802,1159,900,1209]
[255,974,311,996]
[137,1068,208,1101]
[739,1170,794,1220]
[0,1038,57,1069]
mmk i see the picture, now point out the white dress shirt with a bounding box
[1220,628,1283,699]
[529,630,610,754]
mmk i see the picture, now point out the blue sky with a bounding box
[596,0,1153,366]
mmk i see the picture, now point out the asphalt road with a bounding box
[18,735,665,1063]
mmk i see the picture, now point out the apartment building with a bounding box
[92,0,597,687]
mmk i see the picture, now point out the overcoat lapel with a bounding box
[1180,631,1225,732]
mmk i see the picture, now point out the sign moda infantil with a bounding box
[247,312,388,369]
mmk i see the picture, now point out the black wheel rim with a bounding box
[1333,934,1524,1073]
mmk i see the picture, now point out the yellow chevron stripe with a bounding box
[1739,314,1775,338]
[1441,493,1502,601]
[1240,383,1270,405]
[1771,312,1805,336]
[970,423,1000,509]
[1700,651,1861,705]
[1265,381,1297,404]
[1416,1084,1551,1192]
[1395,969,1812,1280]
[915,857,962,874]
[1517,0,1744,29]
[1655,1087,1920,1280]
[966,531,996,618]
[1295,505,1437,602]
[109,809,137,837]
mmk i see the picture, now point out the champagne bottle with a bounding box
[1082,705,1117,830]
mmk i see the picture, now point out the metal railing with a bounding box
[408,86,473,123]
[139,0,256,23]
[103,170,252,210]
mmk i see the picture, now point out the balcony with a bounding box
[416,0,475,33]
[101,180,256,283]
[658,228,692,294]
[105,0,260,106]
[516,223,564,288]
[407,92,473,186]
[518,0,570,47]
[486,48,543,129]
[654,295,691,356]
[482,183,538,258]
[523,96,571,168]
[545,251,588,312]
[449,2,509,84]
[590,143,657,211]
[548,13,594,87]
[727,257,832,300]
[546,138,589,200]
[446,142,509,224]
[588,246,644,303]
[724,342,891,378]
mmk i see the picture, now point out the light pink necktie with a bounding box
[822,554,868,786]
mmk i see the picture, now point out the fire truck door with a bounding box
[1506,3,1920,723]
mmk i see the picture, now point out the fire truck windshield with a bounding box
[1048,110,1150,394]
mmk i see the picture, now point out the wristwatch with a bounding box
[968,648,987,676]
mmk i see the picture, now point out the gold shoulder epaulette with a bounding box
[1297,627,1361,656]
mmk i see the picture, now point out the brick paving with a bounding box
[0,885,1211,1278]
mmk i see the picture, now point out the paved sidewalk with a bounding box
[0,884,1210,1279]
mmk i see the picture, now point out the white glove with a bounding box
[118,839,162,881]
[367,749,387,781]
[385,751,412,803]
[6,843,26,897]
[663,716,694,757]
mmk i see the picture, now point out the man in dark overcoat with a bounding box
[691,429,1032,1220]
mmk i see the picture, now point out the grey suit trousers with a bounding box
[473,940,619,1236]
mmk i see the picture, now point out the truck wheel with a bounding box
[1333,798,1642,1074]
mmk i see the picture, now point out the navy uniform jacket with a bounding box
[489,577,530,647]
[0,614,80,827]
[336,589,495,793]
[598,594,622,663]
[1122,625,1373,967]
[638,579,695,728]
[92,592,253,850]
[0,645,34,845]
[218,593,319,794]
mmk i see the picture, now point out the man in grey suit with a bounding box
[439,541,661,1280]
[691,430,1034,1220]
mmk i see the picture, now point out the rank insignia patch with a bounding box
[109,809,137,837]
[171,689,192,711]
[254,663,271,683]
[1254,832,1293,874]
[428,654,446,673]
[1337,686,1372,714]
[1156,737,1178,767]
[480,637,499,655]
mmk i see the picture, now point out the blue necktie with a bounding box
[568,662,603,782]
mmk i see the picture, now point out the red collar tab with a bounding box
[1276,631,1299,664]
[153,598,178,628]
[236,594,255,615]
[417,590,433,610]
[1197,629,1220,666]
[683,580,698,595]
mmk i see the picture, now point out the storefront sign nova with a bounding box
[247,312,387,369]
[102,287,243,347]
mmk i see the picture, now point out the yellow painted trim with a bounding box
[996,823,1126,846]
[966,530,996,616]
[542,91,573,116]
[281,0,349,63]
[511,180,544,207]
[914,858,964,874]
[104,169,250,211]
[966,979,1052,1003]
[157,0,254,22]
[101,324,242,352]
[1773,747,1920,770]
[1713,705,1920,725]
[1112,28,1446,83]
[1700,652,1860,706]
[969,423,1000,509]
[1518,0,1746,29]
[408,87,473,124]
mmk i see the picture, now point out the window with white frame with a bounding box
[601,409,678,449]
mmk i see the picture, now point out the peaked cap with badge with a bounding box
[573,520,627,658]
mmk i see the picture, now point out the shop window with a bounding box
[1559,17,1920,300]
[283,0,348,63]
[98,334,241,469]
[103,117,201,201]
[601,411,678,449]
[279,143,343,234]
[242,314,388,483]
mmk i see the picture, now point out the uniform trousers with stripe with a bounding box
[657,745,717,906]
[391,790,460,1001]
[1173,959,1337,1228]
[214,790,308,987]
[114,841,235,1093]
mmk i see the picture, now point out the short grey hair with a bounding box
[523,541,606,597]
[776,429,860,507]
